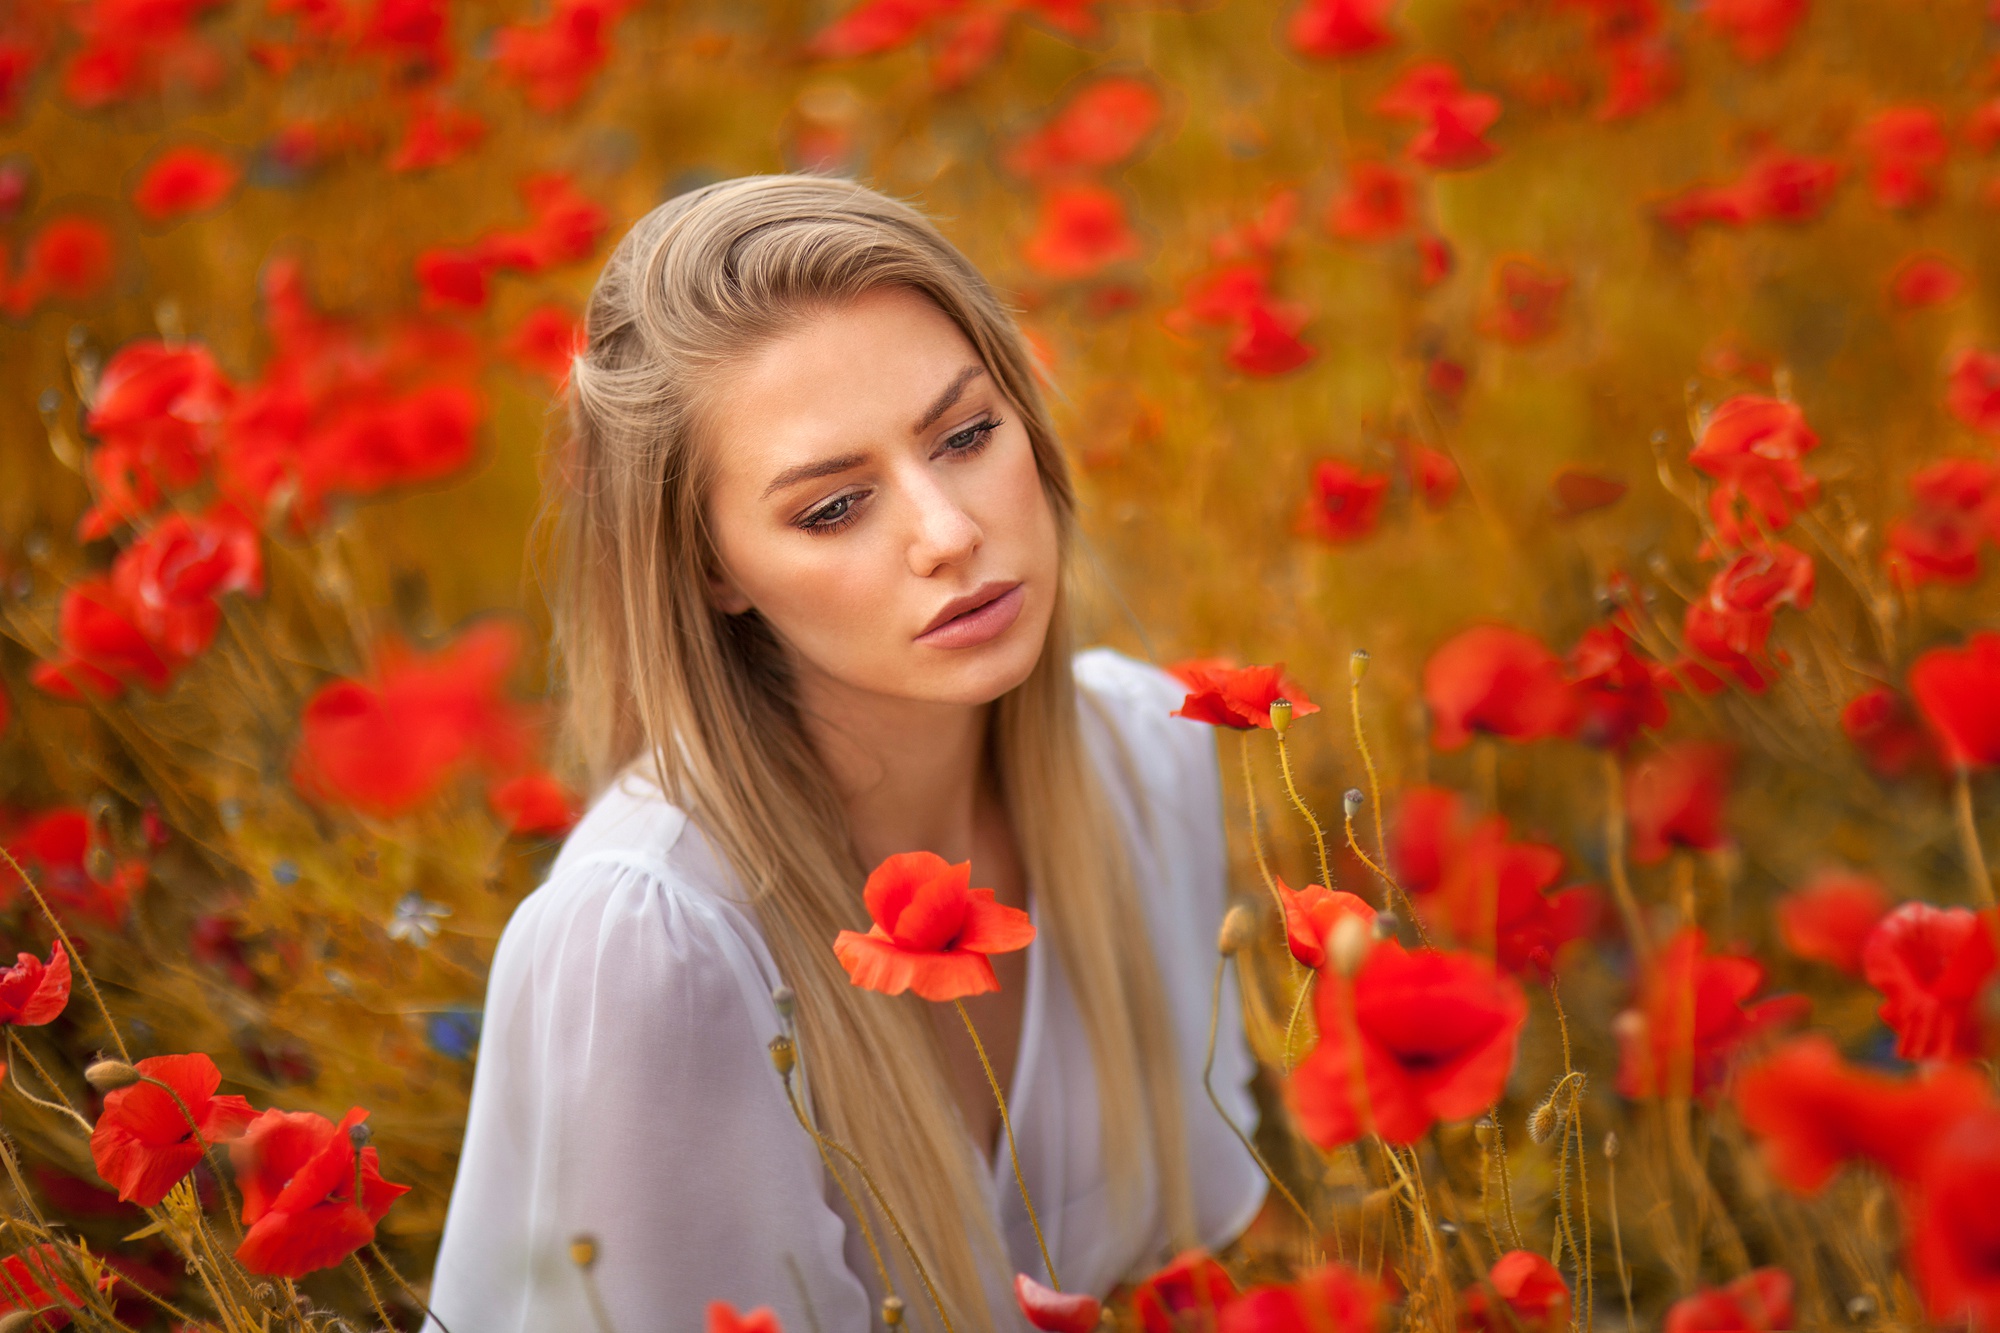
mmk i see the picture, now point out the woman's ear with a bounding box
[706,561,753,616]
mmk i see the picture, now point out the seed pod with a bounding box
[1269,698,1293,736]
[1343,788,1364,818]
[768,1035,796,1078]
[772,985,795,1024]
[569,1235,598,1271]
[1217,903,1258,956]
[1474,1117,1497,1148]
[1602,1131,1620,1160]
[84,1060,141,1092]
[1371,911,1400,941]
[882,1296,905,1326]
[1350,650,1370,684]
[348,1121,372,1149]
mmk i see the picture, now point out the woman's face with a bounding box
[700,284,1061,711]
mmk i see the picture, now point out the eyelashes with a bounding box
[794,416,1007,535]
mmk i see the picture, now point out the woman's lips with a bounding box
[916,583,1025,649]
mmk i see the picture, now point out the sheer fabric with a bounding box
[422,648,1265,1332]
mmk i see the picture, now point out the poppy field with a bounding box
[3,0,2000,1327]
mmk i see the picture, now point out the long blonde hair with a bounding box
[543,172,1193,1330]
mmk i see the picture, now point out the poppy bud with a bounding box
[1350,649,1370,684]
[1528,1098,1560,1144]
[1269,698,1293,736]
[769,1035,796,1078]
[772,985,795,1024]
[1372,910,1400,941]
[0,1311,45,1332]
[1602,1131,1619,1160]
[84,1060,141,1092]
[1846,1295,1876,1319]
[1329,914,1371,977]
[882,1296,905,1326]
[1474,1116,1497,1147]
[569,1234,598,1271]
[1343,788,1363,818]
[1217,903,1258,956]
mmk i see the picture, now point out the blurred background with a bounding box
[2,0,1997,1323]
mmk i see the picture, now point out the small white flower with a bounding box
[387,892,452,946]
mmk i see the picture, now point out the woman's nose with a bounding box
[905,477,981,577]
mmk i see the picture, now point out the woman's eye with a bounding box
[941,416,1005,455]
[801,493,859,532]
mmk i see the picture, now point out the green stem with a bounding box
[953,1000,1056,1291]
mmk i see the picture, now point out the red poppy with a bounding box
[1168,660,1320,731]
[131,145,238,223]
[487,770,581,837]
[415,247,490,311]
[1218,1263,1388,1333]
[1,215,117,319]
[1477,256,1568,344]
[1132,1251,1239,1333]
[1908,1108,2000,1329]
[475,174,611,275]
[1285,0,1397,58]
[1376,62,1500,170]
[1683,542,1814,691]
[804,0,952,58]
[108,505,263,662]
[90,1053,257,1207]
[1736,151,1844,223]
[1700,0,1807,62]
[0,1242,95,1329]
[1003,76,1162,179]
[1278,878,1376,970]
[491,0,634,112]
[1688,396,1820,551]
[1015,1274,1099,1333]
[1861,902,1997,1062]
[1323,161,1413,242]
[1908,631,2000,770]
[1840,686,1936,778]
[1663,1268,1795,1333]
[0,941,69,1026]
[1287,940,1527,1145]
[501,303,584,387]
[1422,624,1576,750]
[1411,444,1458,508]
[1615,927,1806,1100]
[388,95,489,173]
[1856,106,1950,213]
[60,0,228,109]
[1166,261,1278,333]
[1945,348,2000,435]
[230,1106,410,1278]
[1565,624,1670,751]
[73,339,234,540]
[1417,233,1454,286]
[0,809,147,926]
[833,851,1035,1002]
[1887,458,2000,587]
[1388,785,1465,893]
[707,1302,783,1333]
[1596,35,1680,122]
[1774,871,1888,975]
[290,620,537,818]
[1460,1249,1570,1332]
[1889,253,1968,309]
[29,582,172,703]
[1421,818,1598,979]
[1625,741,1733,864]
[1734,1034,1993,1193]
[1225,302,1317,376]
[1022,182,1142,280]
[1295,459,1389,544]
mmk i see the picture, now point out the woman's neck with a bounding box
[792,667,995,871]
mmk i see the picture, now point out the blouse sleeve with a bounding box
[422,851,872,1333]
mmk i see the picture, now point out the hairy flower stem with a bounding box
[353,1253,397,1331]
[1204,956,1321,1258]
[367,1241,454,1333]
[1953,768,1995,908]
[1600,753,1652,961]
[0,845,131,1062]
[1605,1139,1637,1332]
[6,1029,96,1134]
[778,1071,897,1306]
[1273,734,1333,895]
[1348,654,1389,870]
[1488,1112,1524,1250]
[1342,807,1428,943]
[954,1000,1057,1291]
[1240,734,1286,927]
[1282,973,1313,1074]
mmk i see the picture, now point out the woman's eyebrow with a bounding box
[911,364,987,433]
[761,452,868,500]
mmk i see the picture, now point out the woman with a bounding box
[423,173,1264,1333]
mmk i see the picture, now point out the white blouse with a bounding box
[422,647,1265,1333]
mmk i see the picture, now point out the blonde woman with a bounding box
[423,173,1264,1333]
